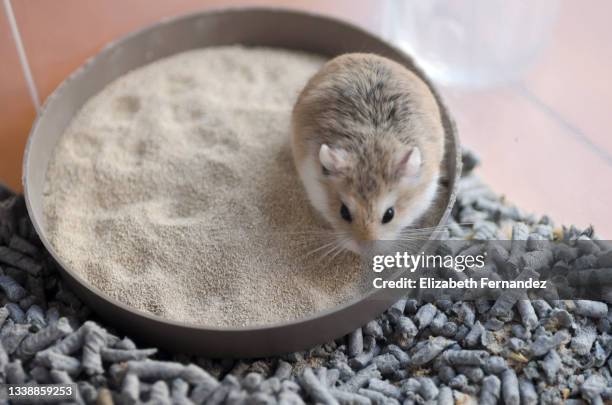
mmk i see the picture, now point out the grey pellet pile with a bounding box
[0,150,611,404]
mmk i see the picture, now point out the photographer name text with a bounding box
[373,277,547,290]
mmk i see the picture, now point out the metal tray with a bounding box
[23,8,460,357]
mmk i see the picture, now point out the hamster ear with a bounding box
[395,146,422,180]
[319,144,349,175]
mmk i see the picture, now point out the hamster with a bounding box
[291,53,446,255]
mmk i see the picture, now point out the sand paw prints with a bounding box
[113,95,141,119]
[92,171,152,210]
[191,125,240,151]
[121,138,156,167]
[169,199,209,219]
[171,100,206,121]
[94,187,129,210]
[167,73,196,95]
[143,182,212,223]
[103,133,159,170]
[199,159,240,187]
[231,110,289,146]
[166,189,211,219]
[65,131,101,162]
[93,217,132,246]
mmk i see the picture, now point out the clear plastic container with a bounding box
[382,0,559,88]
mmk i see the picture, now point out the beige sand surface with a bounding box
[43,46,369,327]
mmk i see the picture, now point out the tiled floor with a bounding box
[1,0,610,236]
[442,85,612,236]
[458,0,612,237]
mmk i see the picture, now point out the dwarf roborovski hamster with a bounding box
[291,53,446,254]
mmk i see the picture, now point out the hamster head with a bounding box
[315,137,439,254]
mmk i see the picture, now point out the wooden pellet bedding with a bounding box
[1,150,611,403]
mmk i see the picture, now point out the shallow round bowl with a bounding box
[23,8,461,357]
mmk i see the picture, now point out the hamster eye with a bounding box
[382,207,395,224]
[340,203,352,223]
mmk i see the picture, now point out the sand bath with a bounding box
[42,46,375,327]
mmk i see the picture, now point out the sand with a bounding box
[42,46,372,327]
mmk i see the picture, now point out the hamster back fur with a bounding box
[291,53,446,254]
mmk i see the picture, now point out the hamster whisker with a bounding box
[286,234,337,247]
[302,238,342,259]
[317,237,350,263]
[320,241,345,261]
[330,246,347,261]
[290,227,350,261]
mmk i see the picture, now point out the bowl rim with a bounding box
[23,6,461,334]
